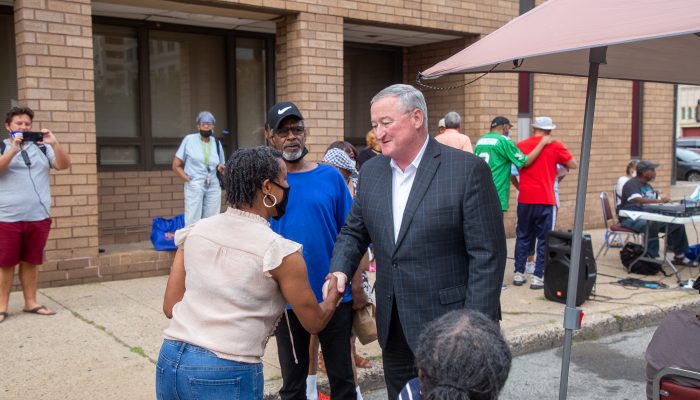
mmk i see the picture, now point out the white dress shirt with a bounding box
[390,135,430,243]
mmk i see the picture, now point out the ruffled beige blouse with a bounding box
[163,207,301,363]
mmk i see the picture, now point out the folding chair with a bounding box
[595,192,639,259]
[653,366,700,399]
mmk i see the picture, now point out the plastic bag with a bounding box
[150,214,185,251]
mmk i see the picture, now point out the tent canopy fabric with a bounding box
[420,0,700,85]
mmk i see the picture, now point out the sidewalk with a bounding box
[1,227,699,399]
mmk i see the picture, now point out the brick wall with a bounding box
[98,171,184,245]
[275,12,344,161]
[14,0,99,267]
[641,83,675,194]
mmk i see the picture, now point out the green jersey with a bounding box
[474,132,527,211]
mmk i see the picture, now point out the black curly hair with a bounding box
[225,146,283,208]
[415,310,512,400]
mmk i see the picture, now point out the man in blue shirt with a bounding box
[265,102,356,400]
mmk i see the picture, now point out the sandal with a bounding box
[0,311,7,324]
[22,305,56,316]
[354,354,372,369]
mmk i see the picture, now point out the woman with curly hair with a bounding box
[157,146,342,400]
[399,309,512,400]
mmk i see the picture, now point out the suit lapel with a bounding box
[394,138,441,251]
[379,157,396,253]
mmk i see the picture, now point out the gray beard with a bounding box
[283,149,303,162]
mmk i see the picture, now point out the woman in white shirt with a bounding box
[615,161,637,206]
[157,146,341,400]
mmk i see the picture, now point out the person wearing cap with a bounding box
[513,117,577,290]
[172,111,225,226]
[474,116,552,212]
[437,118,446,136]
[326,84,506,399]
[434,111,473,153]
[263,102,356,400]
[619,160,689,263]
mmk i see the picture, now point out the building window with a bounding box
[682,107,686,120]
[0,9,18,112]
[93,19,273,169]
[148,30,227,165]
[236,37,269,148]
[94,25,140,165]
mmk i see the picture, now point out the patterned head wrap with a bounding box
[323,148,359,184]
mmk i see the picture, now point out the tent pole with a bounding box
[558,46,607,400]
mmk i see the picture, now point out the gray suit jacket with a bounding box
[330,136,506,350]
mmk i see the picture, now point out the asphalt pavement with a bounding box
[364,325,656,400]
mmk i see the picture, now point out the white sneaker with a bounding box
[513,272,527,286]
[530,275,544,290]
[525,260,536,274]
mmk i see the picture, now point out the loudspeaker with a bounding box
[544,230,597,306]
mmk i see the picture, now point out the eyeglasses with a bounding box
[273,125,305,138]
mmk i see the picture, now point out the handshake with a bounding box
[322,272,348,303]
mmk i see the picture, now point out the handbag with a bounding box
[150,214,185,251]
[352,302,377,345]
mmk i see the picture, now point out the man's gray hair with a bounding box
[371,84,428,131]
[444,111,461,129]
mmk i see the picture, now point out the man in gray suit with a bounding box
[325,84,507,399]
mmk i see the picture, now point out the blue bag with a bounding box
[150,214,185,251]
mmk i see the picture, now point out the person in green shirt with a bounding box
[474,116,551,211]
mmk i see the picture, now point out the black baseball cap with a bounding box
[636,160,659,174]
[267,102,304,130]
[490,116,512,129]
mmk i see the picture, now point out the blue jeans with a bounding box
[619,218,689,258]
[184,179,221,226]
[156,339,263,400]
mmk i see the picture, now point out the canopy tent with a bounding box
[421,0,700,85]
[419,1,700,399]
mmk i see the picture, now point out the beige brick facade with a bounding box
[5,0,675,288]
[14,0,99,273]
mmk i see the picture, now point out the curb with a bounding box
[506,293,700,356]
[263,293,700,398]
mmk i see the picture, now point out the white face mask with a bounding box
[631,171,636,178]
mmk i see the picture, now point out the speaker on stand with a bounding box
[544,230,597,306]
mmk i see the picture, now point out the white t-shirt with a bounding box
[615,175,631,206]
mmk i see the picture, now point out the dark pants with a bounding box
[382,303,418,400]
[515,203,555,278]
[619,218,689,258]
[275,302,355,400]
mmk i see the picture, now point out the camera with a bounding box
[10,131,43,142]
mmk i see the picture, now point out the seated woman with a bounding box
[399,310,512,400]
[156,146,342,400]
[615,160,637,208]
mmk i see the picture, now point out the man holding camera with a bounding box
[0,106,71,323]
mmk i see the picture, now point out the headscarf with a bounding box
[323,148,359,186]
